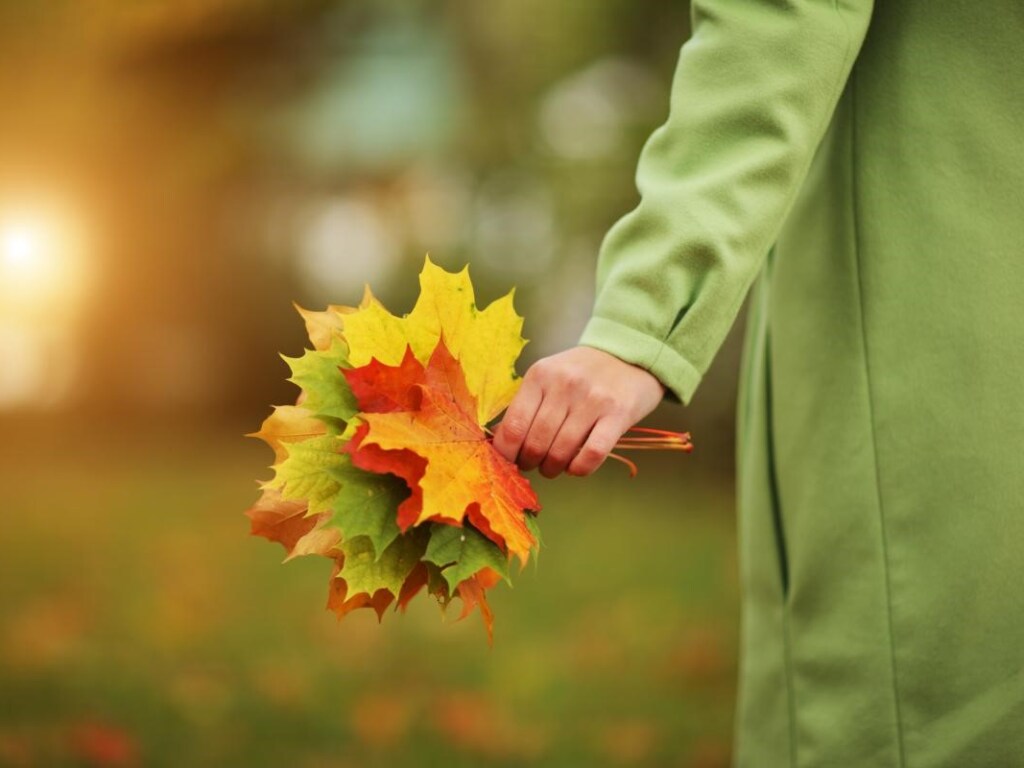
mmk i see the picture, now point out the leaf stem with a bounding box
[614,428,692,452]
[613,444,693,451]
[606,452,638,478]
[485,422,691,477]
[607,426,693,476]
[622,426,691,438]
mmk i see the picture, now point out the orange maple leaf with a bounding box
[455,567,503,645]
[343,339,540,565]
[244,488,340,561]
[396,561,430,612]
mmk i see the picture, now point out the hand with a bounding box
[493,346,666,478]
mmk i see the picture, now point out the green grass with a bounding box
[0,423,738,767]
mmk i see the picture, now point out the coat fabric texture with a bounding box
[577,1,1024,765]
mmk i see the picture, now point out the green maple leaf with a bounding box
[525,512,542,565]
[325,463,406,560]
[424,560,453,606]
[424,523,511,592]
[271,435,346,514]
[338,529,429,598]
[283,337,358,423]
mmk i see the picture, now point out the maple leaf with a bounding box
[396,561,430,611]
[253,401,413,560]
[341,256,526,424]
[248,256,558,641]
[423,523,512,592]
[325,464,408,560]
[294,303,350,351]
[327,556,396,621]
[248,405,326,465]
[282,337,357,425]
[327,529,432,621]
[344,339,540,565]
[337,529,429,598]
[244,488,340,561]
[454,568,503,645]
[268,434,349,515]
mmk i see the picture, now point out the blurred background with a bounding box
[0,2,748,766]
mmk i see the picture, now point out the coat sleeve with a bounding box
[577,0,874,404]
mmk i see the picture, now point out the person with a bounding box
[492,1,1024,765]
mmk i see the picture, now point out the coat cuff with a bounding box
[577,315,702,405]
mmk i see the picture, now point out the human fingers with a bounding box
[492,376,543,464]
[539,408,599,479]
[567,415,628,477]
[516,394,570,471]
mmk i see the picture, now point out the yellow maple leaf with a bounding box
[341,256,527,425]
[248,404,327,465]
[293,303,352,351]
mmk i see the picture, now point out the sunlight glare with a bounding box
[0,210,89,312]
[0,205,91,411]
[1,223,58,288]
[2,227,39,267]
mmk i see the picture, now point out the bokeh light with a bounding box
[0,202,91,409]
[0,206,89,312]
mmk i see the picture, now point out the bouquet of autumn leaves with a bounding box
[246,258,542,643]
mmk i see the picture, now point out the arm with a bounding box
[494,0,874,477]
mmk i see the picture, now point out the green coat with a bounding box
[578,1,1024,765]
